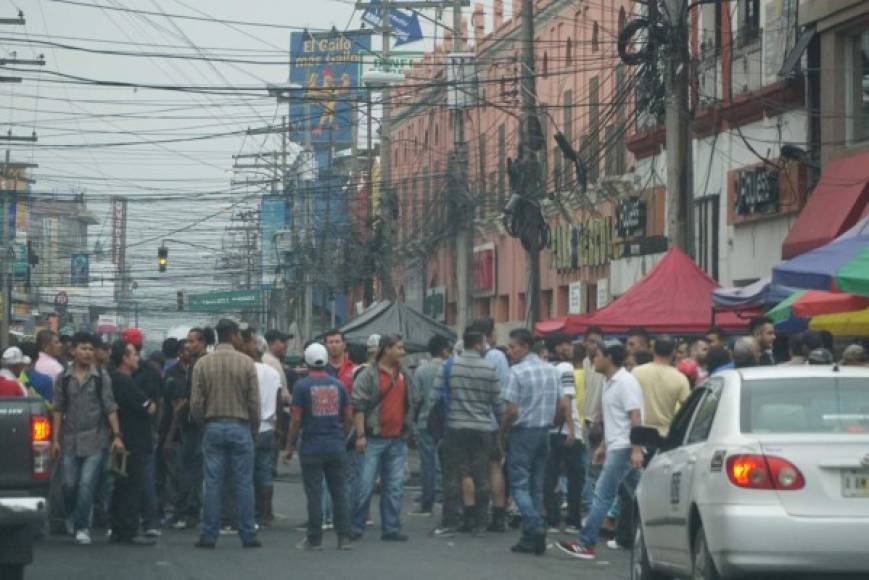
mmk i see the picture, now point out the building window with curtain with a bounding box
[845,27,869,144]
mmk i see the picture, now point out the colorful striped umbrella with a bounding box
[767,289,869,327]
[810,307,869,336]
[773,217,869,296]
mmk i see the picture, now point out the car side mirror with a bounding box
[631,426,663,449]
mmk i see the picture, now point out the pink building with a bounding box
[388,0,648,339]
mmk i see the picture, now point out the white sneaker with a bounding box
[144,528,162,538]
[75,529,92,545]
[606,539,624,550]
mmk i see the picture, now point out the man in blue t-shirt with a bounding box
[285,342,352,550]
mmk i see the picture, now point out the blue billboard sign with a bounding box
[361,1,423,47]
[260,197,288,289]
[289,31,371,149]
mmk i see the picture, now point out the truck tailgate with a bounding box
[0,399,38,488]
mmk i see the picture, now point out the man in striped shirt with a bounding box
[432,328,504,535]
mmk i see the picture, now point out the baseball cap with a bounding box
[366,334,382,350]
[304,342,328,368]
[841,344,866,364]
[807,348,834,365]
[121,328,144,347]
[2,346,31,366]
[264,329,292,344]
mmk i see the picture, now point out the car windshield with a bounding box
[741,377,869,435]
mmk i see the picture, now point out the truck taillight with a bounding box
[32,416,50,442]
[726,454,805,491]
[31,416,51,481]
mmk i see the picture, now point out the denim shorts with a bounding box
[254,430,275,488]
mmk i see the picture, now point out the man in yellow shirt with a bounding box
[631,336,690,436]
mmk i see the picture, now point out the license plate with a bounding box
[842,469,869,498]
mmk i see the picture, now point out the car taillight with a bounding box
[31,416,51,481]
[726,454,805,491]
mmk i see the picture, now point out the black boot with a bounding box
[487,507,506,533]
[458,506,476,533]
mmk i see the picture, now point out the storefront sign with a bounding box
[616,198,646,238]
[473,244,496,296]
[735,166,779,216]
[597,278,610,308]
[568,282,583,314]
[187,289,262,313]
[424,286,446,322]
[550,217,614,271]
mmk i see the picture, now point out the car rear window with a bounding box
[741,377,869,434]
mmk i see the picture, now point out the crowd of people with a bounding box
[2,315,866,557]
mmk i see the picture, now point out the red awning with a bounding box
[781,151,869,260]
[561,248,747,336]
[534,317,567,335]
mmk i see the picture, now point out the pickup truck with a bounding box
[0,397,52,580]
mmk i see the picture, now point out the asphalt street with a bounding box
[28,462,632,580]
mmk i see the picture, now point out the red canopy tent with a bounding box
[536,248,747,336]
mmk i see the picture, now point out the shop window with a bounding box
[845,26,869,144]
[737,0,760,47]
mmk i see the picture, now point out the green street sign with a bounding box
[187,289,262,312]
[368,51,424,72]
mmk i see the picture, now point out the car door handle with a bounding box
[687,455,697,465]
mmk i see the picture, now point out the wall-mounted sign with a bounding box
[597,278,610,308]
[473,244,496,296]
[424,286,446,322]
[550,216,614,271]
[735,166,779,216]
[568,282,583,314]
[616,197,646,238]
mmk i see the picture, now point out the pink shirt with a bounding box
[35,353,64,382]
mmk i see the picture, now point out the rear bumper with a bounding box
[702,503,869,576]
[0,497,47,529]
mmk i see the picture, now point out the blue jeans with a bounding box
[416,429,440,510]
[579,447,641,547]
[352,437,406,536]
[344,448,360,516]
[62,450,106,532]
[254,430,275,489]
[581,421,602,513]
[201,420,257,544]
[507,427,549,537]
[141,451,160,529]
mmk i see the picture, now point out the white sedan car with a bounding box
[631,366,869,580]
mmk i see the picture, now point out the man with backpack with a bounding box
[431,328,503,536]
[51,332,125,545]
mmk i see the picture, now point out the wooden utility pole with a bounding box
[663,0,693,255]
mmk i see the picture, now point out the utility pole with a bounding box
[378,1,396,302]
[451,0,473,334]
[663,0,693,255]
[519,0,542,328]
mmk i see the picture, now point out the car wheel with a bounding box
[692,525,721,580]
[631,523,668,580]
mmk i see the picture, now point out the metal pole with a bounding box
[453,0,473,334]
[302,102,313,343]
[520,0,541,328]
[365,89,375,304]
[0,150,10,349]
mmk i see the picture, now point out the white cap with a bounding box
[367,334,382,350]
[2,346,30,366]
[304,342,328,368]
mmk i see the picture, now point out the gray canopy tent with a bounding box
[336,301,456,353]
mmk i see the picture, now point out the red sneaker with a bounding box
[556,540,596,560]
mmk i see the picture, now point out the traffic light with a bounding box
[176,290,184,311]
[158,246,168,272]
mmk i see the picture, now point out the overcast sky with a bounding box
[0,0,467,337]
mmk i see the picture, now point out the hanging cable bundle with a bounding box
[503,193,550,252]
